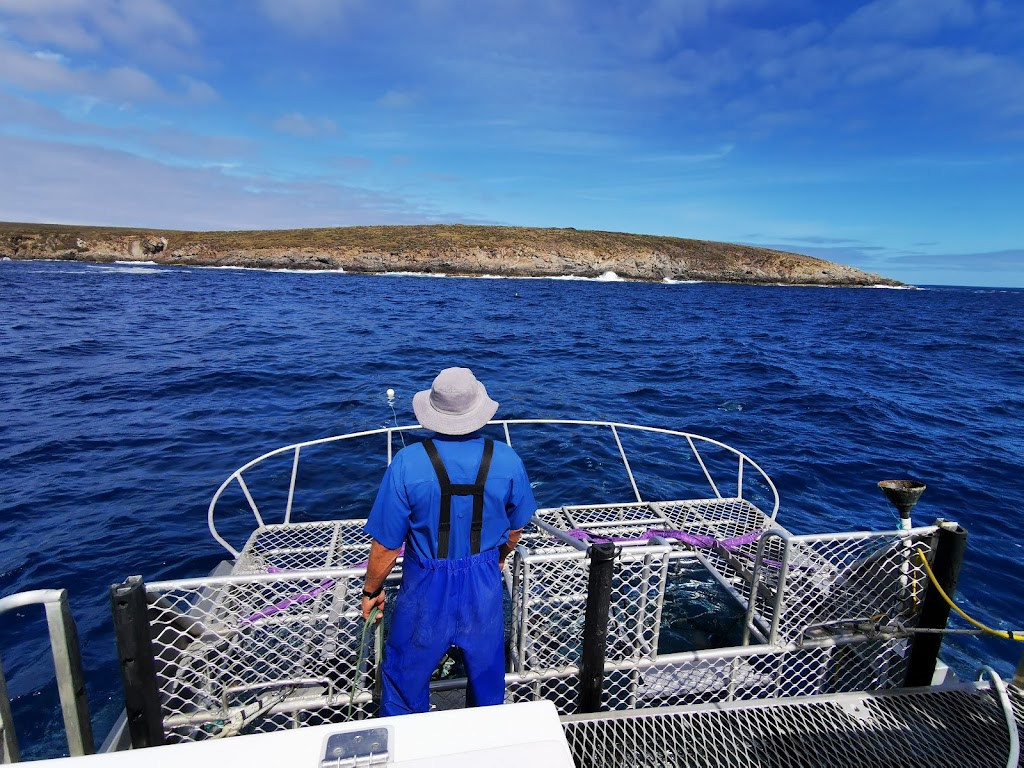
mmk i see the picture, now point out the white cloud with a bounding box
[0,135,454,230]
[836,0,977,41]
[271,113,340,137]
[0,38,217,104]
[32,49,68,64]
[0,0,196,54]
[259,0,362,35]
[180,76,218,104]
[378,89,416,108]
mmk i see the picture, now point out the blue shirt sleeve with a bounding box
[363,457,412,550]
[506,452,538,531]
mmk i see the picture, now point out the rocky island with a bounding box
[0,222,901,287]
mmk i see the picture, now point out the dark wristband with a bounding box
[362,585,383,599]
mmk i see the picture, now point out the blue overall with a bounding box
[368,436,535,716]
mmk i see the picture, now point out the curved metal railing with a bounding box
[208,419,780,558]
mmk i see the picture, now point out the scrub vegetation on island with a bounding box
[0,221,902,287]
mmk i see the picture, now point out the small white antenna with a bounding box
[386,388,406,447]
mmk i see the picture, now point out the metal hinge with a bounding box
[320,728,390,767]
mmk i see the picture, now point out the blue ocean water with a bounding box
[2,259,1023,758]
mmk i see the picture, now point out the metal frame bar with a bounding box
[686,436,721,499]
[0,655,18,764]
[0,590,94,759]
[207,419,781,556]
[284,446,301,524]
[610,425,643,503]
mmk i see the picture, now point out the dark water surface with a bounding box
[2,261,1023,758]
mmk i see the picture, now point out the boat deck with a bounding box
[563,682,1024,767]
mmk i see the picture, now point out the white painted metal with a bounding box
[978,665,1020,768]
[284,446,301,524]
[27,701,573,768]
[609,424,642,503]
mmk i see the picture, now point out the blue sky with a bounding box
[0,0,1022,286]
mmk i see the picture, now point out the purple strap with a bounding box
[562,527,803,571]
[564,527,760,550]
[240,574,336,626]
[240,545,406,627]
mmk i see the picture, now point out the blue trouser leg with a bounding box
[454,549,505,707]
[379,553,453,716]
[380,549,505,716]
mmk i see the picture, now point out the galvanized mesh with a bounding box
[146,569,382,742]
[563,502,672,539]
[137,504,937,743]
[234,520,374,573]
[510,532,670,674]
[563,683,1024,768]
[765,530,936,644]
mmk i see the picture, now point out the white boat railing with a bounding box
[207,419,781,557]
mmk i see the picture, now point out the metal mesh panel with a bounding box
[146,570,380,742]
[137,503,937,744]
[769,531,936,643]
[234,521,374,573]
[655,499,778,616]
[511,532,670,674]
[601,641,910,713]
[505,671,580,715]
[657,498,772,541]
[563,684,1024,768]
[512,551,589,672]
[563,502,672,539]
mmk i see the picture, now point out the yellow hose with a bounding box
[916,548,1024,641]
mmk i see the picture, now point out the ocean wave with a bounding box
[87,265,175,274]
[2,259,1023,758]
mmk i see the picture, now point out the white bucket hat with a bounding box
[413,367,499,435]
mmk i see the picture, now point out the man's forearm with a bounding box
[364,539,402,593]
[499,529,522,560]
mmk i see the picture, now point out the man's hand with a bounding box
[361,539,401,620]
[361,592,385,621]
[499,528,523,571]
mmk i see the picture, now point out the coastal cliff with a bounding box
[0,222,901,287]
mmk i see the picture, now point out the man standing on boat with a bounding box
[360,367,538,716]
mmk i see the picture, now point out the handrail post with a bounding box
[111,577,165,748]
[0,658,19,763]
[904,520,968,688]
[577,542,616,713]
[610,425,642,503]
[741,530,788,646]
[44,593,94,756]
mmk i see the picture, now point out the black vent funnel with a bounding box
[878,479,926,519]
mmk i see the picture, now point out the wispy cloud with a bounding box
[271,113,340,138]
[0,39,216,104]
[259,0,362,35]
[378,89,417,109]
[633,145,735,164]
[0,0,197,57]
[835,0,977,42]
[779,236,868,246]
[0,135,461,230]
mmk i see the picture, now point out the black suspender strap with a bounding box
[421,439,453,559]
[470,439,494,554]
[421,438,494,558]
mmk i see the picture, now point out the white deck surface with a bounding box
[31,701,573,768]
